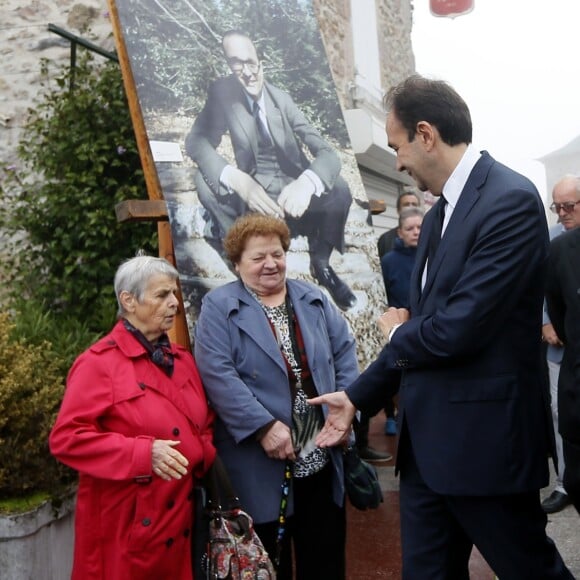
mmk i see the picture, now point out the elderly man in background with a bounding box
[543,175,580,514]
[542,174,580,513]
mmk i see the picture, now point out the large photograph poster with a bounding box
[108,0,387,367]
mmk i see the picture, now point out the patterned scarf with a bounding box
[122,319,174,377]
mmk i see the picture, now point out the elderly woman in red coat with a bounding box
[50,255,215,580]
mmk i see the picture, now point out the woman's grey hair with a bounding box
[114,255,179,316]
[398,206,424,229]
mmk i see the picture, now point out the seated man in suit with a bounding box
[185,30,356,311]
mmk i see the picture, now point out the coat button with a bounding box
[187,490,194,501]
[172,427,180,436]
[183,528,190,538]
[142,518,151,527]
[165,537,174,547]
[167,499,175,509]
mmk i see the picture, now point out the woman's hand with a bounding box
[152,439,189,481]
[259,420,296,461]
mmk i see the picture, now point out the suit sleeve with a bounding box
[275,89,341,190]
[185,80,230,194]
[387,188,548,367]
[545,237,567,343]
[346,347,401,415]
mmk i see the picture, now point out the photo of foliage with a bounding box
[112,0,349,146]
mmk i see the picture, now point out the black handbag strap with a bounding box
[205,455,241,511]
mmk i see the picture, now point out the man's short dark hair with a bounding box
[396,188,422,212]
[384,75,472,147]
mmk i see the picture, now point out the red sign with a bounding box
[430,0,474,18]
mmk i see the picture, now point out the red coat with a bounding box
[50,321,215,580]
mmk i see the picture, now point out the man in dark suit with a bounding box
[541,175,580,514]
[311,75,572,578]
[185,30,356,310]
[546,225,580,515]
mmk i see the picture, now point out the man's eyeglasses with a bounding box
[549,201,580,214]
[229,60,260,75]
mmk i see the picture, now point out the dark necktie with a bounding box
[252,101,273,147]
[427,195,447,270]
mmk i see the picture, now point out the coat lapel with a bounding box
[227,281,287,373]
[287,281,322,370]
[263,85,287,152]
[226,76,259,157]
[419,152,493,304]
[112,322,201,427]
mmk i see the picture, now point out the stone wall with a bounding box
[377,0,416,90]
[0,1,113,167]
[316,0,415,109]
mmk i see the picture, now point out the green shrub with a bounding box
[0,51,157,334]
[0,312,77,499]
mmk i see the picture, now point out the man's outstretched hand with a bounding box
[308,391,356,447]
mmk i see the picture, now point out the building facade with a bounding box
[316,0,416,235]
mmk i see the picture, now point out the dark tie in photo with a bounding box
[253,101,273,147]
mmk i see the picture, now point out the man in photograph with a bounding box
[185,30,356,310]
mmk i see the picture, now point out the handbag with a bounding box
[193,456,276,579]
[343,445,383,510]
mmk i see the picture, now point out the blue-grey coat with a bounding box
[194,278,359,523]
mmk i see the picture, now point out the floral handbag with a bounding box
[194,456,276,579]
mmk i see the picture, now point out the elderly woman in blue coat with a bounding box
[194,213,359,580]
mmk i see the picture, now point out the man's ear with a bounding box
[119,290,136,313]
[416,121,436,150]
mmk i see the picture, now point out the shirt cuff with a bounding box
[219,164,236,194]
[387,323,402,344]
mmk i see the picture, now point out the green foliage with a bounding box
[117,0,349,145]
[8,298,100,377]
[0,312,78,499]
[0,52,157,333]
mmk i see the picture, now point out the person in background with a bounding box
[379,206,424,436]
[186,30,356,311]
[50,256,215,580]
[376,187,422,258]
[375,189,422,436]
[541,175,580,514]
[311,75,572,579]
[194,213,358,579]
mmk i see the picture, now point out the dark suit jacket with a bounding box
[185,75,341,195]
[348,152,551,496]
[546,227,580,443]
